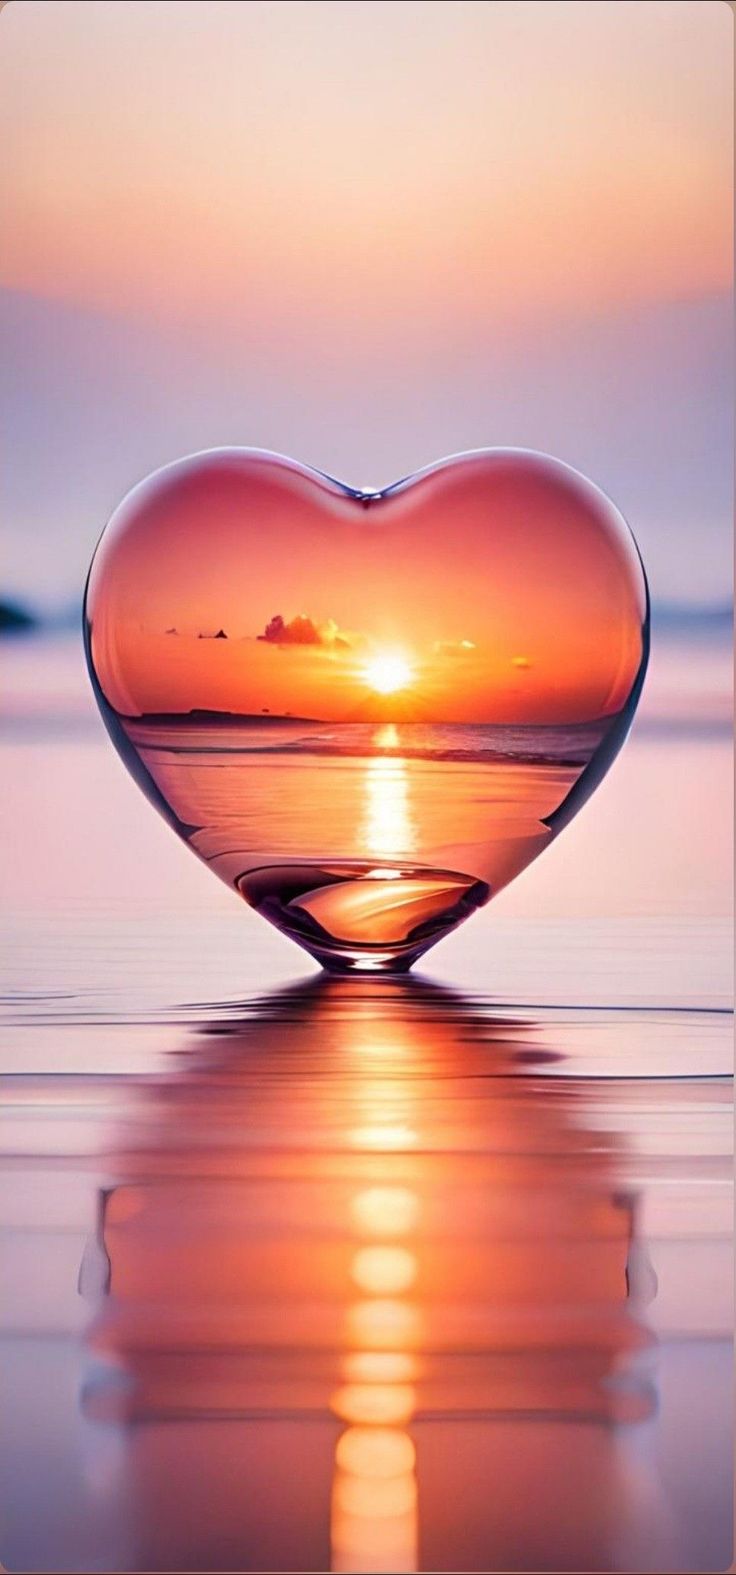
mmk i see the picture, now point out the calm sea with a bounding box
[0,625,732,1572]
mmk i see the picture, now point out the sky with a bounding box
[0,0,732,608]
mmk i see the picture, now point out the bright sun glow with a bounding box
[362,654,413,694]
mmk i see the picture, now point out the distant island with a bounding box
[651,601,732,631]
[0,594,80,635]
[126,708,323,724]
[0,596,38,632]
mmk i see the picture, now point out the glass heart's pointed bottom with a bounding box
[238,861,491,973]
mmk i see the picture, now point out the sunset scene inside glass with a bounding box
[84,449,648,971]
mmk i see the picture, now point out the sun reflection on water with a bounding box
[332,1235,420,1572]
[359,729,416,862]
[332,1033,421,1574]
[72,975,669,1572]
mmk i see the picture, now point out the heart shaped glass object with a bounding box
[84,449,648,973]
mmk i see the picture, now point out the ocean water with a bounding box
[0,628,732,1572]
[123,716,608,763]
[120,713,600,971]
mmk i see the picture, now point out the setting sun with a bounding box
[362,654,413,695]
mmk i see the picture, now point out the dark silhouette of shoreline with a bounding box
[125,708,323,725]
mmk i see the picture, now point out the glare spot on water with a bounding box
[349,1124,418,1151]
[342,1352,418,1384]
[351,1188,421,1236]
[374,724,400,750]
[330,1383,416,1426]
[347,1300,421,1350]
[335,1429,416,1479]
[351,1246,417,1295]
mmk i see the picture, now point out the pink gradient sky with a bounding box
[0,0,732,605]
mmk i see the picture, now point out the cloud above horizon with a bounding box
[257,613,351,649]
[433,638,476,658]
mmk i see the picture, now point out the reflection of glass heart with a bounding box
[84,448,648,973]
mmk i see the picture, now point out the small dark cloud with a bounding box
[258,613,350,649]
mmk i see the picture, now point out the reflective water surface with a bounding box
[1,975,732,1573]
[0,631,732,1572]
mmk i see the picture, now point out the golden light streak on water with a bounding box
[359,749,416,862]
[332,1041,422,1575]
